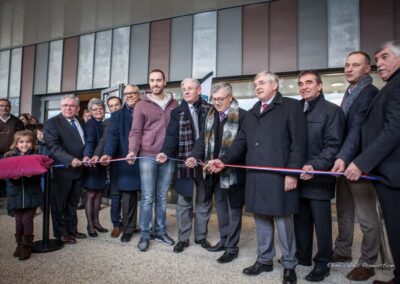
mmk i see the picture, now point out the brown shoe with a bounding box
[111,227,121,238]
[332,253,352,262]
[13,234,22,257]
[19,235,34,261]
[346,267,375,281]
[373,279,395,284]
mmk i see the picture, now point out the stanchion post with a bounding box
[32,169,64,253]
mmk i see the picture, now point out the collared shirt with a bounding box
[259,96,275,113]
[66,117,85,144]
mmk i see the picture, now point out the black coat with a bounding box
[103,104,141,191]
[5,149,43,210]
[299,94,345,200]
[83,118,106,190]
[162,98,210,196]
[336,84,378,165]
[44,113,86,180]
[220,93,307,216]
[354,69,400,188]
[191,108,248,208]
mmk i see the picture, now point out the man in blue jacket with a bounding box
[100,85,141,243]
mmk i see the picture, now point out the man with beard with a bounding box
[127,69,178,251]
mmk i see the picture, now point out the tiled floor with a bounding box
[0,199,394,284]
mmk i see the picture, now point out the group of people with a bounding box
[1,40,399,284]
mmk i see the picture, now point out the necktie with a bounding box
[261,103,268,113]
[303,102,309,113]
[190,106,199,139]
[219,112,227,122]
[70,119,83,143]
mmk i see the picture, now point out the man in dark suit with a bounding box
[331,51,381,282]
[156,78,212,253]
[44,95,86,244]
[294,70,345,282]
[208,72,306,284]
[187,82,247,264]
[345,40,400,284]
[100,85,141,243]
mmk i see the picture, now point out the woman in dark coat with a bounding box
[83,98,107,237]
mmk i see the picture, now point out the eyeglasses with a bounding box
[211,95,230,103]
[91,108,104,112]
[61,104,78,108]
[124,91,140,96]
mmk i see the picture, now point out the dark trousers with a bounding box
[294,197,332,269]
[15,208,36,236]
[121,191,138,234]
[374,183,400,283]
[51,178,83,238]
[214,185,242,254]
[110,193,122,228]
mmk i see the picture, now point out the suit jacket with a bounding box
[44,113,85,180]
[354,69,400,188]
[220,93,307,216]
[336,84,378,165]
[103,104,141,191]
[299,94,345,200]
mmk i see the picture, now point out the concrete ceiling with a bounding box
[0,0,270,50]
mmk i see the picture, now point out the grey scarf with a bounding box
[341,74,373,116]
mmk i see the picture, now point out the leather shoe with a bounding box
[173,241,189,253]
[72,232,86,239]
[207,242,226,252]
[87,227,98,237]
[217,252,238,263]
[195,239,212,249]
[305,267,330,282]
[346,267,375,281]
[373,279,395,284]
[243,261,273,276]
[120,233,132,242]
[111,227,121,238]
[59,235,77,244]
[94,226,108,233]
[283,268,297,284]
[332,252,352,262]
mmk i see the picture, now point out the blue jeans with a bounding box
[110,194,122,227]
[139,159,175,239]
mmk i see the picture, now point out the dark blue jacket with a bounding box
[104,104,141,191]
[83,118,106,190]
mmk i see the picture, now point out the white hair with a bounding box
[375,40,400,57]
[61,94,79,105]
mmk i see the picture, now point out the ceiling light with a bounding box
[331,82,344,87]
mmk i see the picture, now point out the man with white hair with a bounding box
[44,95,87,244]
[345,40,400,284]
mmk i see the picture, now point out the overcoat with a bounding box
[221,93,307,216]
[103,104,141,191]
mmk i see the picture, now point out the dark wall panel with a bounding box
[298,0,327,70]
[270,0,297,72]
[61,37,79,92]
[217,7,242,77]
[170,15,193,82]
[149,19,171,81]
[33,42,49,95]
[360,0,394,62]
[129,23,150,85]
[242,3,269,75]
[20,45,35,114]
[396,0,400,40]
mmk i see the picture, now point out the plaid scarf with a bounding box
[204,98,240,189]
[177,99,211,179]
[341,74,373,116]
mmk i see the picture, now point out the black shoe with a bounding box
[217,252,238,263]
[87,227,98,237]
[243,261,273,275]
[155,234,175,246]
[137,238,150,251]
[195,239,212,249]
[207,241,226,252]
[94,226,108,233]
[283,268,297,284]
[173,241,189,253]
[305,267,330,282]
[120,233,132,242]
[72,232,87,239]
